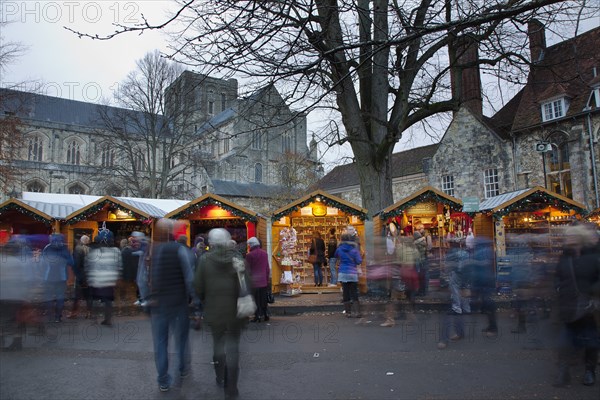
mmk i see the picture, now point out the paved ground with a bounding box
[1,306,598,400]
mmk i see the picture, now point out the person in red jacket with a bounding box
[245,237,270,322]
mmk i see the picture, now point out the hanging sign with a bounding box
[462,197,480,213]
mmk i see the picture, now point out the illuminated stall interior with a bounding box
[0,198,59,248]
[478,186,587,293]
[65,196,160,248]
[270,190,368,295]
[374,186,464,289]
[165,193,265,255]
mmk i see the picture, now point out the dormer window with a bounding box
[541,98,568,122]
[587,86,600,109]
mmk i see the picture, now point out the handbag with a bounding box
[307,239,318,263]
[235,262,257,318]
[567,258,600,322]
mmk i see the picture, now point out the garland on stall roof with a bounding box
[0,203,53,225]
[379,191,461,220]
[271,195,367,221]
[491,190,587,219]
[176,197,258,222]
[66,199,145,225]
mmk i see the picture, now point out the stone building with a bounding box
[0,71,319,212]
[317,23,600,213]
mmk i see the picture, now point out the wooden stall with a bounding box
[477,186,587,293]
[374,186,464,290]
[64,196,162,249]
[165,193,267,256]
[0,198,61,247]
[270,190,368,295]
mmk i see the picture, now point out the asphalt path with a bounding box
[1,310,598,400]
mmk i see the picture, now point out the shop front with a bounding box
[374,186,464,290]
[270,190,368,295]
[477,186,587,293]
[64,196,162,249]
[165,193,266,256]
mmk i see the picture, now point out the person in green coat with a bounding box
[195,228,250,400]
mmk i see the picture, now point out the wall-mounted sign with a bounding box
[300,207,312,216]
[312,203,327,216]
[462,197,480,213]
[405,202,437,215]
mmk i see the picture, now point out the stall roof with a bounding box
[165,193,260,222]
[478,186,588,217]
[0,198,56,223]
[271,189,368,221]
[376,186,463,220]
[19,200,77,220]
[22,192,101,207]
[64,195,160,224]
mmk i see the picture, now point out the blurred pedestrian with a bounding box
[119,235,142,313]
[308,231,326,286]
[68,235,92,319]
[413,223,429,296]
[195,228,250,399]
[553,223,600,387]
[470,237,498,337]
[147,219,195,392]
[41,233,74,323]
[245,237,270,322]
[327,228,339,287]
[335,233,363,319]
[85,229,121,327]
[0,240,29,351]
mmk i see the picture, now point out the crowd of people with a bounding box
[1,219,599,394]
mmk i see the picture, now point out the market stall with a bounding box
[270,190,368,295]
[477,186,587,293]
[373,186,464,290]
[165,193,267,255]
[64,196,163,248]
[0,198,62,247]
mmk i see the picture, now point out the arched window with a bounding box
[27,180,45,193]
[101,145,114,167]
[134,153,145,172]
[282,132,293,153]
[28,136,43,161]
[545,132,572,198]
[251,131,262,150]
[254,163,263,183]
[68,183,85,194]
[66,139,81,165]
[281,165,290,184]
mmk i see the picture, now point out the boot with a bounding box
[344,302,352,318]
[7,337,23,351]
[224,364,239,399]
[354,301,367,324]
[213,356,226,387]
[511,312,526,334]
[553,364,571,387]
[354,301,363,318]
[583,369,596,386]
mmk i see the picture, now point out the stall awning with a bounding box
[0,198,56,224]
[478,186,587,218]
[165,193,259,222]
[271,189,368,221]
[376,186,463,220]
[64,195,157,224]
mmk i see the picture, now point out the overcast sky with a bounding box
[1,1,598,172]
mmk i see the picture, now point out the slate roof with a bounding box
[495,26,600,132]
[210,179,296,198]
[0,88,168,133]
[316,144,439,191]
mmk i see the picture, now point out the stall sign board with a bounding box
[462,197,480,213]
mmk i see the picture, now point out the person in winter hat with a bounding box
[41,234,74,323]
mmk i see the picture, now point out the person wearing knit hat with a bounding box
[68,234,92,319]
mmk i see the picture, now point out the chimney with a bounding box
[450,35,483,117]
[528,19,546,63]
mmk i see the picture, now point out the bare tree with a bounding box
[0,22,27,195]
[96,51,200,198]
[67,0,597,212]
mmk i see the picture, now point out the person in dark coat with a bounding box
[147,219,195,392]
[195,228,250,400]
[245,237,270,322]
[309,231,326,286]
[553,224,600,387]
[41,234,74,323]
[68,235,92,319]
[469,237,498,336]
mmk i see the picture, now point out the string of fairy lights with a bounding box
[172,197,258,223]
[65,199,145,225]
[271,195,368,221]
[489,190,587,220]
[379,191,462,220]
[0,202,52,225]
